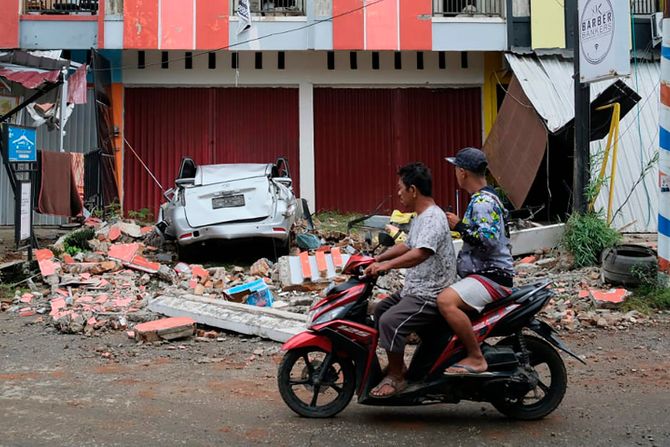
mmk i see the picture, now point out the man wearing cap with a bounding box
[439,147,514,374]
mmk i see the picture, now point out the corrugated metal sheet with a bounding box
[124,87,299,215]
[506,55,659,232]
[314,88,482,213]
[214,88,299,194]
[0,88,98,225]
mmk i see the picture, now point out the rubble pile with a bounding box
[515,248,651,331]
[0,215,659,342]
[2,218,171,334]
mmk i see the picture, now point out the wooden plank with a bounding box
[195,0,229,50]
[124,0,159,49]
[332,0,364,50]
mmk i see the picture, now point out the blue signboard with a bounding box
[7,125,37,162]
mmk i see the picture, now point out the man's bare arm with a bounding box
[375,243,410,262]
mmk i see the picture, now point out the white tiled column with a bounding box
[299,81,316,211]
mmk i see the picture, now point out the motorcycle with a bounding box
[277,235,585,419]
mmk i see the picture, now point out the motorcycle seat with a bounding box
[480,282,545,314]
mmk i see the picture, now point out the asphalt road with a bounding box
[1,312,669,447]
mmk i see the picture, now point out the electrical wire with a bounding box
[90,0,387,73]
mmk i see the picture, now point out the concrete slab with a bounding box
[148,294,307,343]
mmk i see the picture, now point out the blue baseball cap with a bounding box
[445,147,488,174]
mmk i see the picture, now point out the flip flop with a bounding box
[370,375,407,398]
[445,363,490,376]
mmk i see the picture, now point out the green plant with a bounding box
[128,208,155,224]
[623,269,670,312]
[62,228,95,256]
[562,212,622,268]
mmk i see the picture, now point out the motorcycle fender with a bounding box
[281,332,332,353]
[528,319,586,364]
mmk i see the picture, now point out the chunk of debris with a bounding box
[133,317,196,342]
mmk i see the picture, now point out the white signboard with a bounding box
[18,181,31,242]
[578,0,630,83]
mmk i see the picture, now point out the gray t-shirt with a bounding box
[402,205,456,301]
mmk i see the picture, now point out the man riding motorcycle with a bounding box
[363,162,456,398]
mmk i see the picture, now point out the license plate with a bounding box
[212,194,245,209]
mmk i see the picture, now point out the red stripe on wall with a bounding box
[124,0,159,49]
[333,0,364,50]
[365,0,398,50]
[196,0,229,50]
[97,0,105,48]
[399,0,432,50]
[0,0,19,48]
[161,0,195,50]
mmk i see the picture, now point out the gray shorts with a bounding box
[374,293,440,353]
[449,275,510,313]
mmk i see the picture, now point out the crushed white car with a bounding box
[157,157,299,253]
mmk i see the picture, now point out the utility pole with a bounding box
[659,1,670,277]
[573,0,590,214]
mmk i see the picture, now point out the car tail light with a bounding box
[179,232,193,240]
[272,227,286,232]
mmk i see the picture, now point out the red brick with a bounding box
[108,243,140,263]
[134,317,195,342]
[108,225,121,241]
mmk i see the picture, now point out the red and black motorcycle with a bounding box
[277,244,585,419]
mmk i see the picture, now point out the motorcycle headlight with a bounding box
[310,303,352,327]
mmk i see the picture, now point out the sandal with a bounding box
[445,363,490,376]
[370,375,407,398]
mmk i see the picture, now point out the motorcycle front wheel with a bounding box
[493,335,568,420]
[278,348,356,418]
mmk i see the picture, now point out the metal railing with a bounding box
[630,0,661,15]
[433,0,505,17]
[232,0,305,17]
[23,0,98,15]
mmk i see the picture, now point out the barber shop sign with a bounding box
[578,0,630,83]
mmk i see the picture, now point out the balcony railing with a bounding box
[433,0,505,17]
[23,0,98,15]
[631,0,661,15]
[232,0,305,17]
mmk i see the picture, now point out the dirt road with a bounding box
[1,311,669,447]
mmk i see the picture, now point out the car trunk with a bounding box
[183,176,274,228]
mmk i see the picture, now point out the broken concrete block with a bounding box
[191,265,209,280]
[108,243,141,263]
[250,258,272,277]
[108,225,121,241]
[118,221,143,239]
[519,255,537,264]
[133,317,195,342]
[589,288,629,309]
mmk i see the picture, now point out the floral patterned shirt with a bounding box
[454,187,514,285]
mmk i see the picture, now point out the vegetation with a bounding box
[562,212,622,268]
[313,211,363,234]
[62,228,95,256]
[127,208,155,225]
[623,266,670,312]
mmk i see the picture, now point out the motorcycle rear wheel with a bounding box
[493,335,567,420]
[278,348,356,418]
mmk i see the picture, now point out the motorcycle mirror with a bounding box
[378,232,395,247]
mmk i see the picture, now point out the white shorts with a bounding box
[449,275,509,313]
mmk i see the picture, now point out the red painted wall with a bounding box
[333,0,364,50]
[124,0,159,49]
[161,0,194,50]
[196,0,229,50]
[0,0,19,48]
[400,0,432,50]
[366,0,398,50]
